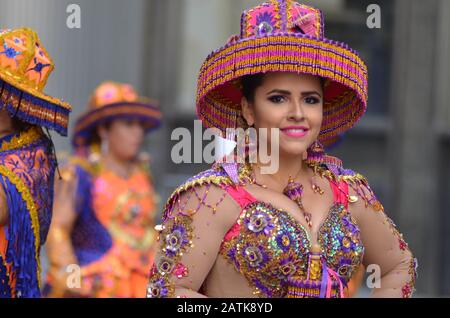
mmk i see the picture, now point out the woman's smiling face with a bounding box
[241,72,323,158]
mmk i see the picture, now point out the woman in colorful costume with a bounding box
[147,0,417,298]
[44,81,162,298]
[0,28,71,298]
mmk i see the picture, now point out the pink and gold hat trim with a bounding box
[196,0,368,147]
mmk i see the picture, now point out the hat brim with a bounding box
[0,73,71,136]
[72,102,162,147]
[196,34,368,147]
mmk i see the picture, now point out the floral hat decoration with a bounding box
[0,28,71,135]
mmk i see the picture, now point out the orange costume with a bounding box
[82,163,157,297]
[44,158,157,297]
[44,82,161,298]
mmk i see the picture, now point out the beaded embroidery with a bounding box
[147,215,194,298]
[0,127,56,297]
[220,197,364,297]
[196,0,367,147]
[147,160,416,298]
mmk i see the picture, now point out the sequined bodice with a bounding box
[219,184,364,298]
[148,162,417,299]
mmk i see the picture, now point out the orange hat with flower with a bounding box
[0,28,71,135]
[73,81,162,147]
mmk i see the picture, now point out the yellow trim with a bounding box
[0,127,43,152]
[0,165,41,288]
[0,72,71,110]
[163,164,253,219]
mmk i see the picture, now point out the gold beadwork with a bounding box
[0,126,42,152]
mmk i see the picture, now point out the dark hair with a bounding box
[241,74,266,104]
[241,73,326,104]
[12,117,31,133]
[89,121,113,145]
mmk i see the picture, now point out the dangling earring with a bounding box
[245,125,257,164]
[306,139,325,162]
[245,129,250,145]
[306,140,325,195]
[101,137,109,155]
[88,142,101,163]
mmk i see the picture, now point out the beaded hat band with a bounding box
[0,28,71,136]
[73,81,162,147]
[196,0,368,147]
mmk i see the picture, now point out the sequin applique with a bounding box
[220,198,364,297]
[147,215,194,298]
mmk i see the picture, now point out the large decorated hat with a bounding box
[196,0,368,147]
[0,28,71,136]
[73,81,162,147]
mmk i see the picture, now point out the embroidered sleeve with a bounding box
[147,183,239,298]
[343,173,417,298]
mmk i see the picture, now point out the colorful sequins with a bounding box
[318,204,364,282]
[220,200,364,297]
[147,215,194,298]
[220,201,311,297]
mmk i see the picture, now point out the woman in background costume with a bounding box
[44,81,161,298]
[0,28,71,298]
[147,0,417,298]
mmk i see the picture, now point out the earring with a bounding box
[88,143,101,163]
[245,127,255,144]
[306,140,325,162]
[101,137,109,155]
[306,140,325,195]
[244,125,257,164]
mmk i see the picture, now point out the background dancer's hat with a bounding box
[73,81,162,147]
[196,0,368,147]
[0,28,71,136]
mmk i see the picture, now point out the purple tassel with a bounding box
[319,261,328,298]
[1,177,40,297]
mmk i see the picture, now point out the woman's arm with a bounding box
[45,168,81,297]
[147,184,240,298]
[0,185,7,227]
[351,186,417,298]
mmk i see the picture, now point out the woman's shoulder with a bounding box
[53,155,97,193]
[309,155,384,213]
[63,154,100,176]
[162,163,246,222]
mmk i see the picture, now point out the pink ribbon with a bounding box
[320,260,345,298]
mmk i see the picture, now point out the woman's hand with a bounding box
[0,185,7,227]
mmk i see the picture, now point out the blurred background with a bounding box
[1,0,449,297]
